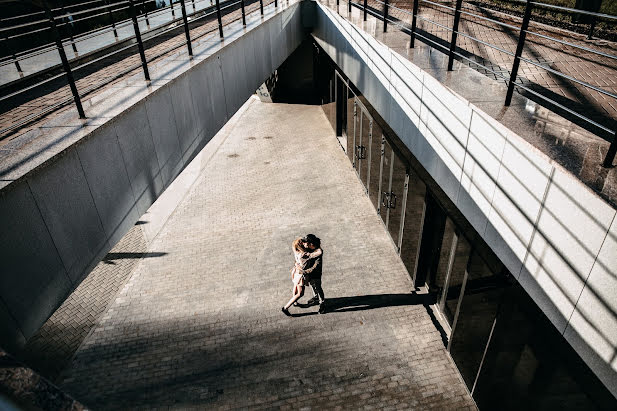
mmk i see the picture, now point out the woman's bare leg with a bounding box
[284,286,304,310]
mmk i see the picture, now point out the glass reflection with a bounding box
[472,285,616,410]
[368,122,383,212]
[399,170,426,279]
[386,150,407,248]
[358,111,370,188]
[347,98,355,165]
[449,251,506,390]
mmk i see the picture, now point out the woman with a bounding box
[281,237,322,316]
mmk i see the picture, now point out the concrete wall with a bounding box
[311,3,617,397]
[0,3,305,353]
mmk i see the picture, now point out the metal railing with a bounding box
[338,0,617,167]
[0,0,278,136]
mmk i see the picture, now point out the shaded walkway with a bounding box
[59,100,475,409]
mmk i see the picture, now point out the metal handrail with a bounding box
[0,0,268,136]
[345,0,617,167]
[0,0,203,66]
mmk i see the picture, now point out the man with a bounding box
[299,234,326,314]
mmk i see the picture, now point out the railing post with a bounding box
[259,0,264,15]
[141,0,150,28]
[587,16,597,40]
[348,0,351,13]
[383,0,389,32]
[275,0,278,8]
[447,0,463,71]
[215,0,224,38]
[170,0,176,18]
[60,4,78,55]
[240,0,246,26]
[179,0,193,55]
[604,131,617,168]
[409,0,418,48]
[43,0,85,119]
[105,0,119,39]
[4,35,23,77]
[505,0,532,106]
[363,0,367,21]
[128,0,150,81]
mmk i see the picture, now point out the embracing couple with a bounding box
[281,234,326,316]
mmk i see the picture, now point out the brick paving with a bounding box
[58,101,476,409]
[19,225,148,382]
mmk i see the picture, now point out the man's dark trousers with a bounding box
[308,278,325,304]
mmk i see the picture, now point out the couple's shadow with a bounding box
[291,292,433,317]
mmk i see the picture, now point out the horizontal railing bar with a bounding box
[0,11,218,100]
[0,0,265,136]
[452,49,614,135]
[0,10,46,23]
[0,0,213,65]
[353,1,616,138]
[416,14,453,31]
[219,0,244,12]
[378,2,617,64]
[0,69,68,102]
[529,1,617,21]
[0,97,75,136]
[524,29,617,61]
[420,0,455,13]
[360,1,617,101]
[454,29,515,57]
[515,55,617,99]
[458,8,521,31]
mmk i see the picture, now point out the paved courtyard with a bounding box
[58,100,475,409]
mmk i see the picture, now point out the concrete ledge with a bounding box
[313,2,617,397]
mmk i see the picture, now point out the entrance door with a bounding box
[357,109,371,191]
[346,99,356,164]
[368,121,384,212]
[414,193,447,287]
[380,139,409,250]
[335,73,347,137]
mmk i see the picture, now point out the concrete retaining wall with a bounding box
[312,2,617,397]
[0,3,305,352]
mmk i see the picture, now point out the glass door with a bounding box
[386,150,407,249]
[357,109,371,191]
[346,99,356,165]
[379,139,409,249]
[448,253,507,393]
[335,74,347,137]
[414,193,447,288]
[399,170,427,277]
[379,140,393,227]
[368,121,384,213]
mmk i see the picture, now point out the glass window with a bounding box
[473,285,616,410]
[399,170,426,278]
[449,251,507,391]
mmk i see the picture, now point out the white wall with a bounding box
[312,2,617,397]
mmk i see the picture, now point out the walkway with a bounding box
[58,100,476,409]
